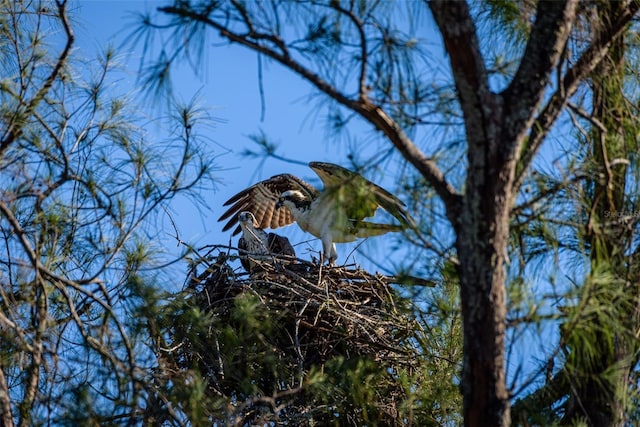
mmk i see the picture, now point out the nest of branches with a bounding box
[166,248,426,425]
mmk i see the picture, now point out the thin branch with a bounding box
[0,366,13,427]
[20,277,48,425]
[512,173,588,216]
[328,2,369,101]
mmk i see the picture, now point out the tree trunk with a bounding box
[455,154,514,427]
[430,1,578,425]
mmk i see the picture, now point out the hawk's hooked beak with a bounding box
[275,198,284,209]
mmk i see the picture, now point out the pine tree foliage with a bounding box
[0,1,214,424]
[493,2,640,425]
[3,0,640,425]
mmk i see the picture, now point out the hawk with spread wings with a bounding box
[237,211,296,273]
[219,162,416,265]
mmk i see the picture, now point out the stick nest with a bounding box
[185,252,418,363]
[167,249,424,424]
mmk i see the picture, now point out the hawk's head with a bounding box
[276,190,311,211]
[238,211,259,228]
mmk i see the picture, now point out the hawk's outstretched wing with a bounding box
[218,173,319,235]
[309,162,417,229]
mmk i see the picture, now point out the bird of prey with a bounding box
[237,211,296,273]
[219,162,416,265]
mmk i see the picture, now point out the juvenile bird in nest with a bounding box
[220,162,416,265]
[237,211,296,273]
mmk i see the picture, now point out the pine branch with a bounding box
[0,1,75,159]
[502,0,578,142]
[515,0,640,189]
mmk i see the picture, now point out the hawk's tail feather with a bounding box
[351,220,404,238]
[374,195,418,230]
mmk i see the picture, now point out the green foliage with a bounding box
[307,356,401,425]
[482,0,534,42]
[562,267,632,368]
[0,2,216,425]
[58,385,103,427]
